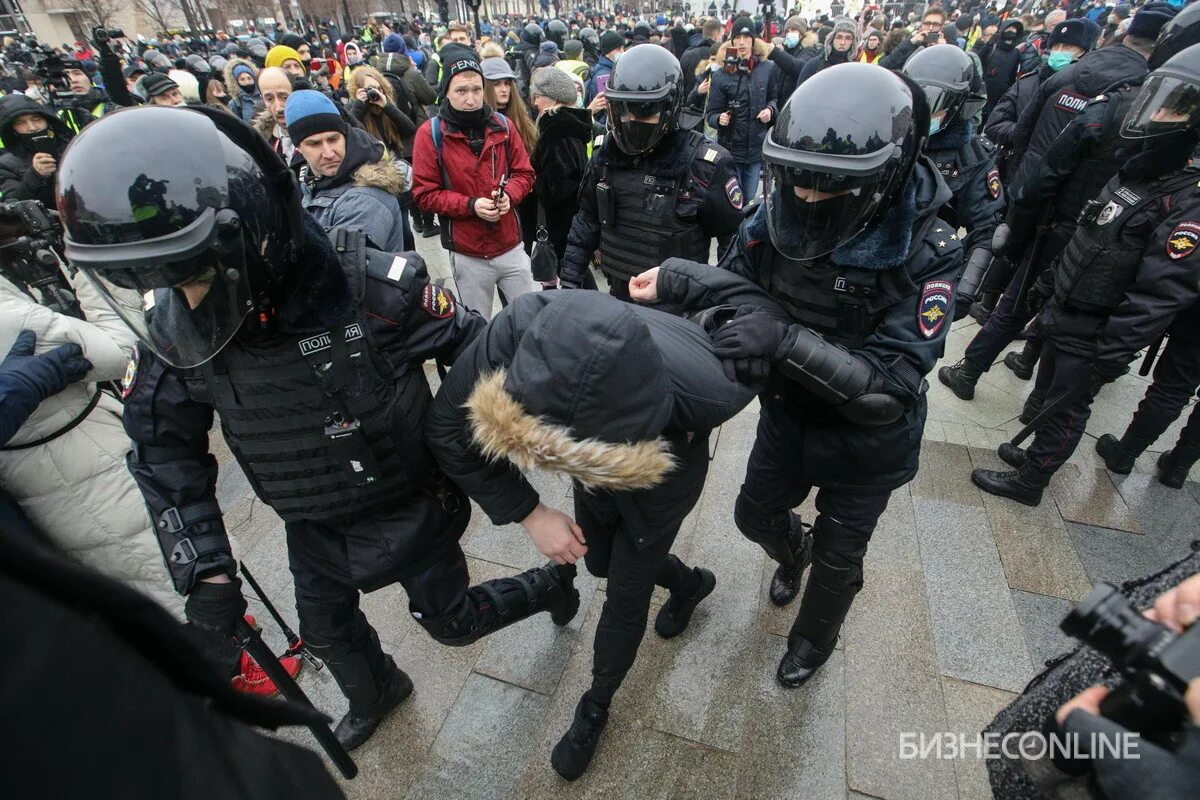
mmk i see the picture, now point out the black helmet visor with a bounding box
[762,134,900,261]
[606,82,676,154]
[72,208,253,368]
[1121,70,1200,138]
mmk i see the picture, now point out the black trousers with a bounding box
[1025,344,1099,473]
[1121,334,1200,450]
[285,509,471,717]
[738,408,891,636]
[574,446,709,705]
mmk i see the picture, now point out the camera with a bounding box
[29,46,76,106]
[365,87,382,102]
[0,200,78,318]
[92,27,124,45]
[1061,582,1200,744]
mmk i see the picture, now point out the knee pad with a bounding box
[734,491,791,542]
[296,595,364,654]
[809,520,867,592]
[413,596,481,647]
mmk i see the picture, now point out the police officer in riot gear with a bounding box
[60,106,580,751]
[972,44,1200,506]
[560,44,743,297]
[903,44,1004,317]
[940,5,1200,409]
[636,63,963,687]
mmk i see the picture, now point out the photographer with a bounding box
[92,27,138,108]
[0,95,73,207]
[986,554,1200,800]
[705,16,778,198]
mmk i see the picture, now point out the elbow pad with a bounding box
[957,246,993,300]
[777,327,905,425]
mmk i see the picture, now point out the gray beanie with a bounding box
[824,18,859,58]
[531,66,579,105]
[563,38,584,59]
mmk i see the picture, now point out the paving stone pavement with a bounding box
[215,236,1200,799]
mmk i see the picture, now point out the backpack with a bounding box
[428,112,512,189]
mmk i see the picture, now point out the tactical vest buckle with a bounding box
[160,507,185,534]
[170,537,198,565]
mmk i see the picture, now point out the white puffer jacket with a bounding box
[0,271,182,615]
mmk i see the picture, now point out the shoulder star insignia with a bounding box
[938,240,946,247]
[949,233,958,240]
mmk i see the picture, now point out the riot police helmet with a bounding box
[901,44,981,134]
[522,23,544,45]
[579,26,599,46]
[1122,43,1200,139]
[604,44,684,155]
[58,106,304,369]
[547,19,569,47]
[185,53,212,76]
[1150,1,1200,70]
[762,62,928,261]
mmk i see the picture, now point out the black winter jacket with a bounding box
[0,95,74,207]
[705,54,779,164]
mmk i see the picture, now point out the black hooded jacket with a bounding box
[426,288,762,543]
[981,20,1026,117]
[0,95,74,207]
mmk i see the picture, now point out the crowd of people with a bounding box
[1,1,1199,798]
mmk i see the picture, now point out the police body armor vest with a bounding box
[762,249,908,349]
[200,232,432,523]
[595,131,712,281]
[1055,166,1200,314]
[1055,88,1137,226]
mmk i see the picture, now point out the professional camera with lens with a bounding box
[1061,582,1200,744]
[365,87,382,103]
[91,26,124,44]
[0,199,78,317]
[718,99,743,143]
[29,45,75,106]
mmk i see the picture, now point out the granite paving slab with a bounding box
[913,495,1034,693]
[1009,589,1076,671]
[1048,463,1140,534]
[939,677,1019,800]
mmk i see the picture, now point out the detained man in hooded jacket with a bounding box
[426,279,774,781]
[0,95,75,208]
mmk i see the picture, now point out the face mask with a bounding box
[785,32,800,47]
[1046,50,1075,71]
[1168,0,1185,8]
[13,130,53,152]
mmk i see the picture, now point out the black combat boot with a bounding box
[938,359,984,400]
[997,442,1027,468]
[971,460,1053,506]
[968,291,998,324]
[654,556,717,639]
[1019,395,1043,425]
[331,657,415,751]
[1157,440,1200,489]
[1003,341,1039,380]
[769,513,814,607]
[777,549,857,689]
[551,693,610,781]
[1095,434,1139,475]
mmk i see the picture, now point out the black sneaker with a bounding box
[543,562,580,627]
[551,695,609,781]
[420,222,440,239]
[654,567,716,639]
[334,668,414,751]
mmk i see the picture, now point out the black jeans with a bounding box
[574,469,705,705]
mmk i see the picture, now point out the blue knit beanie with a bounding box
[284,90,347,144]
[383,33,405,53]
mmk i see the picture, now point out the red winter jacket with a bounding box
[411,112,535,259]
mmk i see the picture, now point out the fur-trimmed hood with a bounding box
[222,56,258,100]
[252,107,276,138]
[351,157,407,194]
[466,370,676,491]
[463,292,679,490]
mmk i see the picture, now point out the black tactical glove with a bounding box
[1089,358,1128,387]
[1021,270,1055,317]
[711,305,791,385]
[185,576,247,638]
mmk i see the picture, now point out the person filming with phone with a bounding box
[0,95,75,208]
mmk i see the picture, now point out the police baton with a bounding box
[1009,380,1098,447]
[240,562,323,671]
[234,619,358,779]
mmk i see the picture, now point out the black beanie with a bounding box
[731,16,756,39]
[438,43,482,97]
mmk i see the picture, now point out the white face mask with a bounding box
[785,32,800,47]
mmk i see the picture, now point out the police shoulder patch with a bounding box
[918,280,954,339]
[725,177,743,210]
[986,168,1002,200]
[422,283,455,318]
[1166,221,1200,260]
